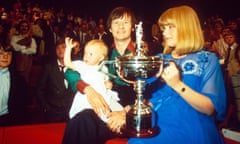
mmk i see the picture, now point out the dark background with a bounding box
[1,0,239,22]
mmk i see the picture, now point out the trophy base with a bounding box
[122,126,160,138]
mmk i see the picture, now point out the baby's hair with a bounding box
[84,40,108,59]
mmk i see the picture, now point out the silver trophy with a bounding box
[100,22,163,137]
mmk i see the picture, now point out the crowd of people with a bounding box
[0,0,240,144]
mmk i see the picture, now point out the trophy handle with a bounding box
[98,60,119,79]
[156,59,176,78]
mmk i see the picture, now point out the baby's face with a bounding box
[83,45,104,66]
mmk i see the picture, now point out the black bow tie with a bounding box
[59,65,65,73]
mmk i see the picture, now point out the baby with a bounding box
[64,37,123,122]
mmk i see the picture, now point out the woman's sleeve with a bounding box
[201,53,227,121]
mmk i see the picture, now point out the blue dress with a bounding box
[128,51,226,144]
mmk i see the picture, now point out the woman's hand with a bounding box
[107,110,126,133]
[161,62,215,115]
[161,61,181,87]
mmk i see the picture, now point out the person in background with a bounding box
[0,45,26,126]
[10,20,37,85]
[222,31,240,123]
[36,38,74,122]
[235,45,240,65]
[223,31,240,77]
[96,24,113,50]
[79,20,88,48]
[70,40,83,60]
[128,5,226,144]
[227,19,240,43]
[212,26,230,64]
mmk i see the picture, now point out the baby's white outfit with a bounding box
[69,61,123,122]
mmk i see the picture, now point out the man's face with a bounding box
[0,48,12,70]
[19,22,29,35]
[224,34,236,45]
[56,43,66,60]
[109,14,133,41]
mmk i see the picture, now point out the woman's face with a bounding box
[162,24,177,47]
[109,15,133,42]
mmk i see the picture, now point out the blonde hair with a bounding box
[158,5,204,55]
[84,40,108,59]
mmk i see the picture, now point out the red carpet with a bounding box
[0,128,3,144]
[105,138,128,144]
[0,123,66,144]
[0,123,237,144]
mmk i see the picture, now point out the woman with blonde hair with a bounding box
[128,5,226,144]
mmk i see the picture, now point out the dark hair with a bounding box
[223,30,235,38]
[17,20,29,32]
[55,37,65,47]
[0,21,11,49]
[106,6,137,30]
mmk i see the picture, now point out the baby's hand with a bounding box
[65,37,77,49]
[105,80,113,89]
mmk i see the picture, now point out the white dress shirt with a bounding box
[10,35,37,55]
[0,68,10,116]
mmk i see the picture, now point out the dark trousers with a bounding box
[112,84,152,107]
[0,114,11,126]
[112,84,136,107]
[62,109,116,144]
[43,107,70,123]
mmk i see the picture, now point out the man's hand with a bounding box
[84,86,110,116]
[107,110,126,133]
